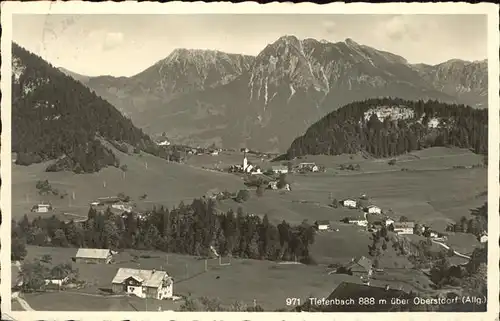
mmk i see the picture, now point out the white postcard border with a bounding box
[1,2,499,321]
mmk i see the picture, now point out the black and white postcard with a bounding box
[1,2,498,321]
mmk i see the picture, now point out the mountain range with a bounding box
[57,35,487,152]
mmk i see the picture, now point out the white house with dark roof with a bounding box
[393,222,415,235]
[111,268,173,300]
[348,216,368,227]
[272,165,288,174]
[73,248,113,264]
[342,199,357,208]
[366,205,382,214]
[315,220,330,230]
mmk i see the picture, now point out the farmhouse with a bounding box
[342,199,357,208]
[314,220,330,231]
[111,268,173,300]
[345,256,373,276]
[365,205,382,214]
[44,275,69,287]
[73,248,113,264]
[31,203,52,213]
[111,203,133,213]
[385,218,395,226]
[393,222,415,235]
[321,282,415,312]
[272,165,288,174]
[298,162,319,172]
[347,215,368,227]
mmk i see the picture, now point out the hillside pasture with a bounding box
[21,291,181,311]
[444,233,482,255]
[19,246,433,311]
[288,147,483,174]
[12,150,245,221]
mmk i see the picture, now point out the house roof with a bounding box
[346,256,372,272]
[75,248,111,259]
[367,205,381,209]
[97,196,121,203]
[366,213,383,224]
[323,282,414,311]
[348,215,366,221]
[343,199,356,202]
[272,165,287,170]
[316,220,330,225]
[112,268,169,288]
[394,222,415,228]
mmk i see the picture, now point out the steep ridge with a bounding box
[12,43,155,173]
[284,97,488,159]
[83,49,254,118]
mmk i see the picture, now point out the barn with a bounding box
[73,248,113,264]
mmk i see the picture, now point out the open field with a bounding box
[18,245,434,311]
[12,150,245,221]
[20,291,181,311]
[444,233,481,255]
[218,167,486,231]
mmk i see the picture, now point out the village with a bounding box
[13,145,488,312]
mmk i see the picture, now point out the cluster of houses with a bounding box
[339,198,417,235]
[41,248,175,301]
[90,196,134,213]
[314,197,418,236]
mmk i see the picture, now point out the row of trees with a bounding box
[12,198,317,263]
[286,98,488,159]
[16,257,80,293]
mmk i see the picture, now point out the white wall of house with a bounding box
[368,207,382,214]
[343,200,357,208]
[273,168,288,174]
[127,285,145,298]
[317,225,329,230]
[158,283,173,299]
[349,220,368,227]
[395,228,413,235]
[385,219,395,226]
[44,276,68,286]
[480,235,488,243]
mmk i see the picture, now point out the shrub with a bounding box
[235,189,250,203]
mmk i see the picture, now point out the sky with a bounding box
[12,14,488,77]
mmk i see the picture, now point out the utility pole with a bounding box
[204,259,207,272]
[185,263,188,279]
[103,180,106,188]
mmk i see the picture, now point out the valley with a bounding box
[10,27,489,313]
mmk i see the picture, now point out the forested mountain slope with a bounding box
[285,98,488,159]
[12,43,155,173]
